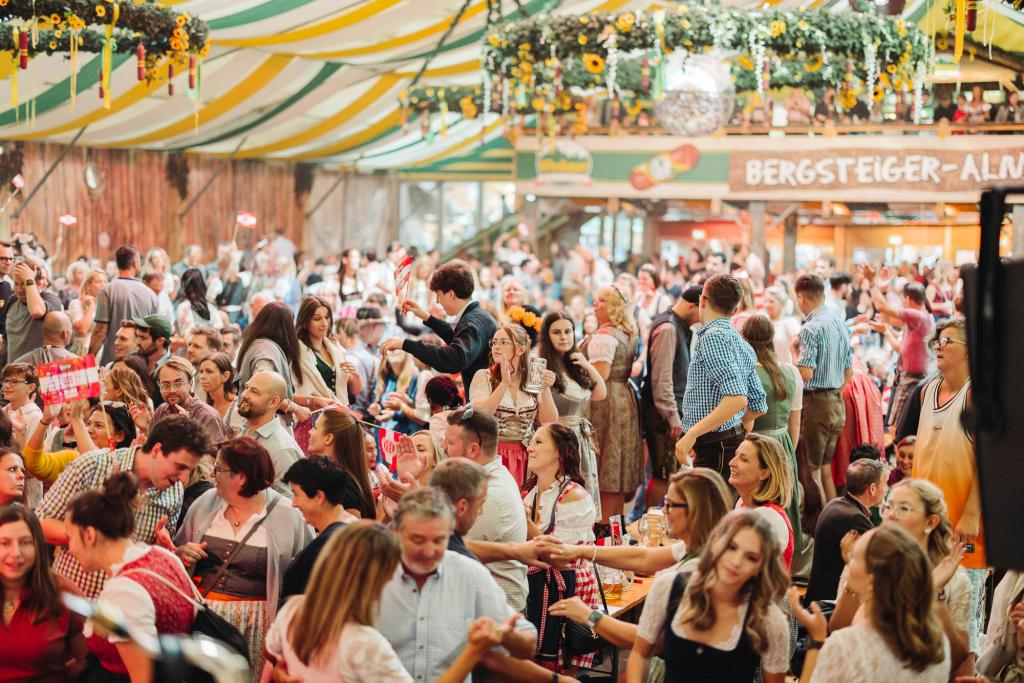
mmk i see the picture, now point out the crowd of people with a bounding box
[0,228,1019,683]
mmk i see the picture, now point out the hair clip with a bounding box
[610,284,628,304]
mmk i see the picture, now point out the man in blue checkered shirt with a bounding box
[794,273,853,503]
[674,274,767,483]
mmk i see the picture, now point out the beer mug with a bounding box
[601,566,624,600]
[524,357,547,394]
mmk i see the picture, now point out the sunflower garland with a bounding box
[0,1,209,60]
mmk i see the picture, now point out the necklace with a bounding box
[3,596,16,620]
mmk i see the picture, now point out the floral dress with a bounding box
[551,376,601,519]
[582,327,642,494]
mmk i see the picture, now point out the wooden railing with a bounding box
[522,120,1024,137]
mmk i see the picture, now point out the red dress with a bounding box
[0,576,84,683]
[86,547,197,675]
[831,366,884,490]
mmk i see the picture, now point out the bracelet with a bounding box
[591,546,597,562]
[807,639,825,650]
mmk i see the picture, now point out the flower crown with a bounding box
[507,305,542,333]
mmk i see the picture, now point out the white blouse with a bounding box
[524,480,596,545]
[266,599,413,682]
[469,369,536,411]
[810,623,950,683]
[636,569,791,674]
[585,333,619,365]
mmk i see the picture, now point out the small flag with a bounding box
[395,255,414,303]
[378,427,401,475]
[58,213,78,227]
[235,210,257,228]
[36,355,101,405]
[11,174,25,189]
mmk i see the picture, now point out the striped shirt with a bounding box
[36,446,183,599]
[797,305,853,390]
[682,317,767,432]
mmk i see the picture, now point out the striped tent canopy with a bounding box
[1,0,1021,173]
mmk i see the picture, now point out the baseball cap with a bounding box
[132,314,173,339]
[681,285,703,305]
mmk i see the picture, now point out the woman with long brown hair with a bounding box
[523,422,600,673]
[728,433,796,571]
[236,302,304,402]
[742,314,805,561]
[582,285,642,527]
[470,323,558,486]
[790,524,951,682]
[307,408,376,519]
[198,352,238,423]
[264,521,512,682]
[626,510,791,683]
[0,504,87,681]
[537,311,607,515]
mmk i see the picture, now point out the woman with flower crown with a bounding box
[469,319,559,486]
[582,285,642,530]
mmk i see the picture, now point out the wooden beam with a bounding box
[304,171,343,219]
[177,136,247,219]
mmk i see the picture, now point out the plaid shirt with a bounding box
[36,446,183,598]
[682,317,767,432]
[797,305,853,390]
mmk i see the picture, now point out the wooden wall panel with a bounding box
[0,142,375,270]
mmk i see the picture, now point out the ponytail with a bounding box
[67,472,140,540]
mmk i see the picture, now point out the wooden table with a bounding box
[605,577,654,617]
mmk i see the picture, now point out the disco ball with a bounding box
[653,52,736,136]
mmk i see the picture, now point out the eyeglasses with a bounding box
[663,500,689,512]
[489,337,512,348]
[1,380,28,386]
[0,257,13,263]
[158,380,190,391]
[458,407,483,445]
[929,337,967,351]
[881,501,920,518]
[212,465,234,476]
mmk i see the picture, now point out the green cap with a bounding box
[132,314,173,340]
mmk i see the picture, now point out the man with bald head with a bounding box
[237,370,303,497]
[15,311,75,366]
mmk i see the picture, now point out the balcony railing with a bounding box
[522,120,1024,137]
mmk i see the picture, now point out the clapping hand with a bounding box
[466,614,517,654]
[932,542,966,593]
[129,402,153,434]
[177,541,208,566]
[500,359,516,387]
[787,587,828,643]
[395,434,429,482]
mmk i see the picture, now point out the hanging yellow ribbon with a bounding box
[102,2,120,109]
[439,88,448,138]
[70,29,78,110]
[952,0,967,62]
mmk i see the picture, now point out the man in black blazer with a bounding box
[805,458,888,603]
[382,260,497,396]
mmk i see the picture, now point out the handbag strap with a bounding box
[122,567,206,610]
[200,495,280,598]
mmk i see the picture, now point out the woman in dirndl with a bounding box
[741,315,805,561]
[537,310,607,518]
[523,423,600,674]
[469,323,558,486]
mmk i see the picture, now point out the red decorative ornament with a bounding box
[188,55,197,89]
[99,84,104,99]
[137,43,146,81]
[966,0,977,31]
[168,63,174,95]
[18,30,28,69]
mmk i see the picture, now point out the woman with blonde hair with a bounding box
[791,524,951,682]
[626,509,791,683]
[264,521,513,682]
[470,323,558,486]
[369,341,420,436]
[582,285,642,527]
[102,365,151,409]
[827,478,970,673]
[548,468,733,651]
[68,268,107,355]
[728,433,796,570]
[742,314,805,561]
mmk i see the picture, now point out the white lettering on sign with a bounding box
[732,150,1024,191]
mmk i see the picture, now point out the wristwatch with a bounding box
[807,639,825,650]
[587,609,603,635]
[22,280,34,287]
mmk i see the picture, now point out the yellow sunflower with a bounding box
[770,20,787,37]
[803,54,823,72]
[615,12,635,32]
[578,34,588,45]
[873,86,885,102]
[582,53,606,73]
[886,63,897,74]
[738,55,755,70]
[48,40,57,49]
[487,33,501,47]
[797,20,810,30]
[95,5,105,17]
